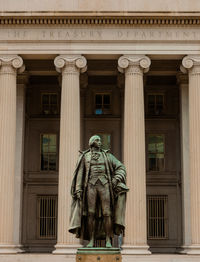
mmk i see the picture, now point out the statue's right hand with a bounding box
[76,191,82,200]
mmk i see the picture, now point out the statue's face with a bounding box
[92,137,102,149]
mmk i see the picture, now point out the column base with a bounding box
[178,245,191,254]
[186,245,200,254]
[121,245,151,255]
[53,244,82,255]
[0,244,23,254]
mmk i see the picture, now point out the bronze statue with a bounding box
[69,135,128,248]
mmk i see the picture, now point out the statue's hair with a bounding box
[89,135,101,147]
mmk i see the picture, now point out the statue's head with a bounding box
[89,135,101,148]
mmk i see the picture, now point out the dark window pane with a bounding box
[103,95,110,105]
[49,154,56,170]
[157,95,164,104]
[95,95,102,105]
[51,94,57,105]
[51,105,58,114]
[42,94,58,115]
[149,157,156,171]
[148,94,164,115]
[41,154,49,170]
[148,95,155,104]
[104,104,110,109]
[42,94,49,104]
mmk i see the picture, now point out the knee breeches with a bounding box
[87,181,111,216]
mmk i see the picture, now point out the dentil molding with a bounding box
[1,17,200,26]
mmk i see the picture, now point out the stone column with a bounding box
[80,73,88,150]
[177,72,191,253]
[53,55,87,254]
[182,55,200,254]
[118,55,151,254]
[0,55,24,253]
[13,73,29,251]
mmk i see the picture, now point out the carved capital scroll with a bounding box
[182,55,200,75]
[118,55,151,75]
[54,55,87,75]
[0,55,24,75]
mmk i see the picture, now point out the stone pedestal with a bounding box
[53,55,87,254]
[118,55,151,255]
[0,55,24,254]
[182,55,200,254]
[76,248,121,262]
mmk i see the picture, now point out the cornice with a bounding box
[1,16,200,26]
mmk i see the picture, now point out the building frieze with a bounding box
[1,27,200,42]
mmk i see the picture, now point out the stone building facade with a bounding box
[1,1,200,261]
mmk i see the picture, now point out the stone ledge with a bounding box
[0,254,200,262]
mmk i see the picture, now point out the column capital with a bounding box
[0,55,25,74]
[182,55,200,75]
[54,55,87,74]
[118,55,151,74]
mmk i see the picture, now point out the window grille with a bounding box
[41,93,58,115]
[147,195,168,239]
[41,134,57,171]
[37,195,58,239]
[147,94,164,115]
[148,134,165,171]
[95,94,111,115]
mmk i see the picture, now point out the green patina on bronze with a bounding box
[77,247,121,255]
[69,135,129,248]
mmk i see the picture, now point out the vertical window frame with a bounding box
[147,93,165,116]
[94,93,111,115]
[41,92,59,115]
[40,133,58,172]
[147,134,165,172]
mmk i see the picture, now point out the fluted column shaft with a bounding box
[118,55,151,254]
[54,55,87,254]
[0,55,24,253]
[177,72,191,252]
[13,74,28,250]
[182,55,200,254]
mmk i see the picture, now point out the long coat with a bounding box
[69,149,129,240]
